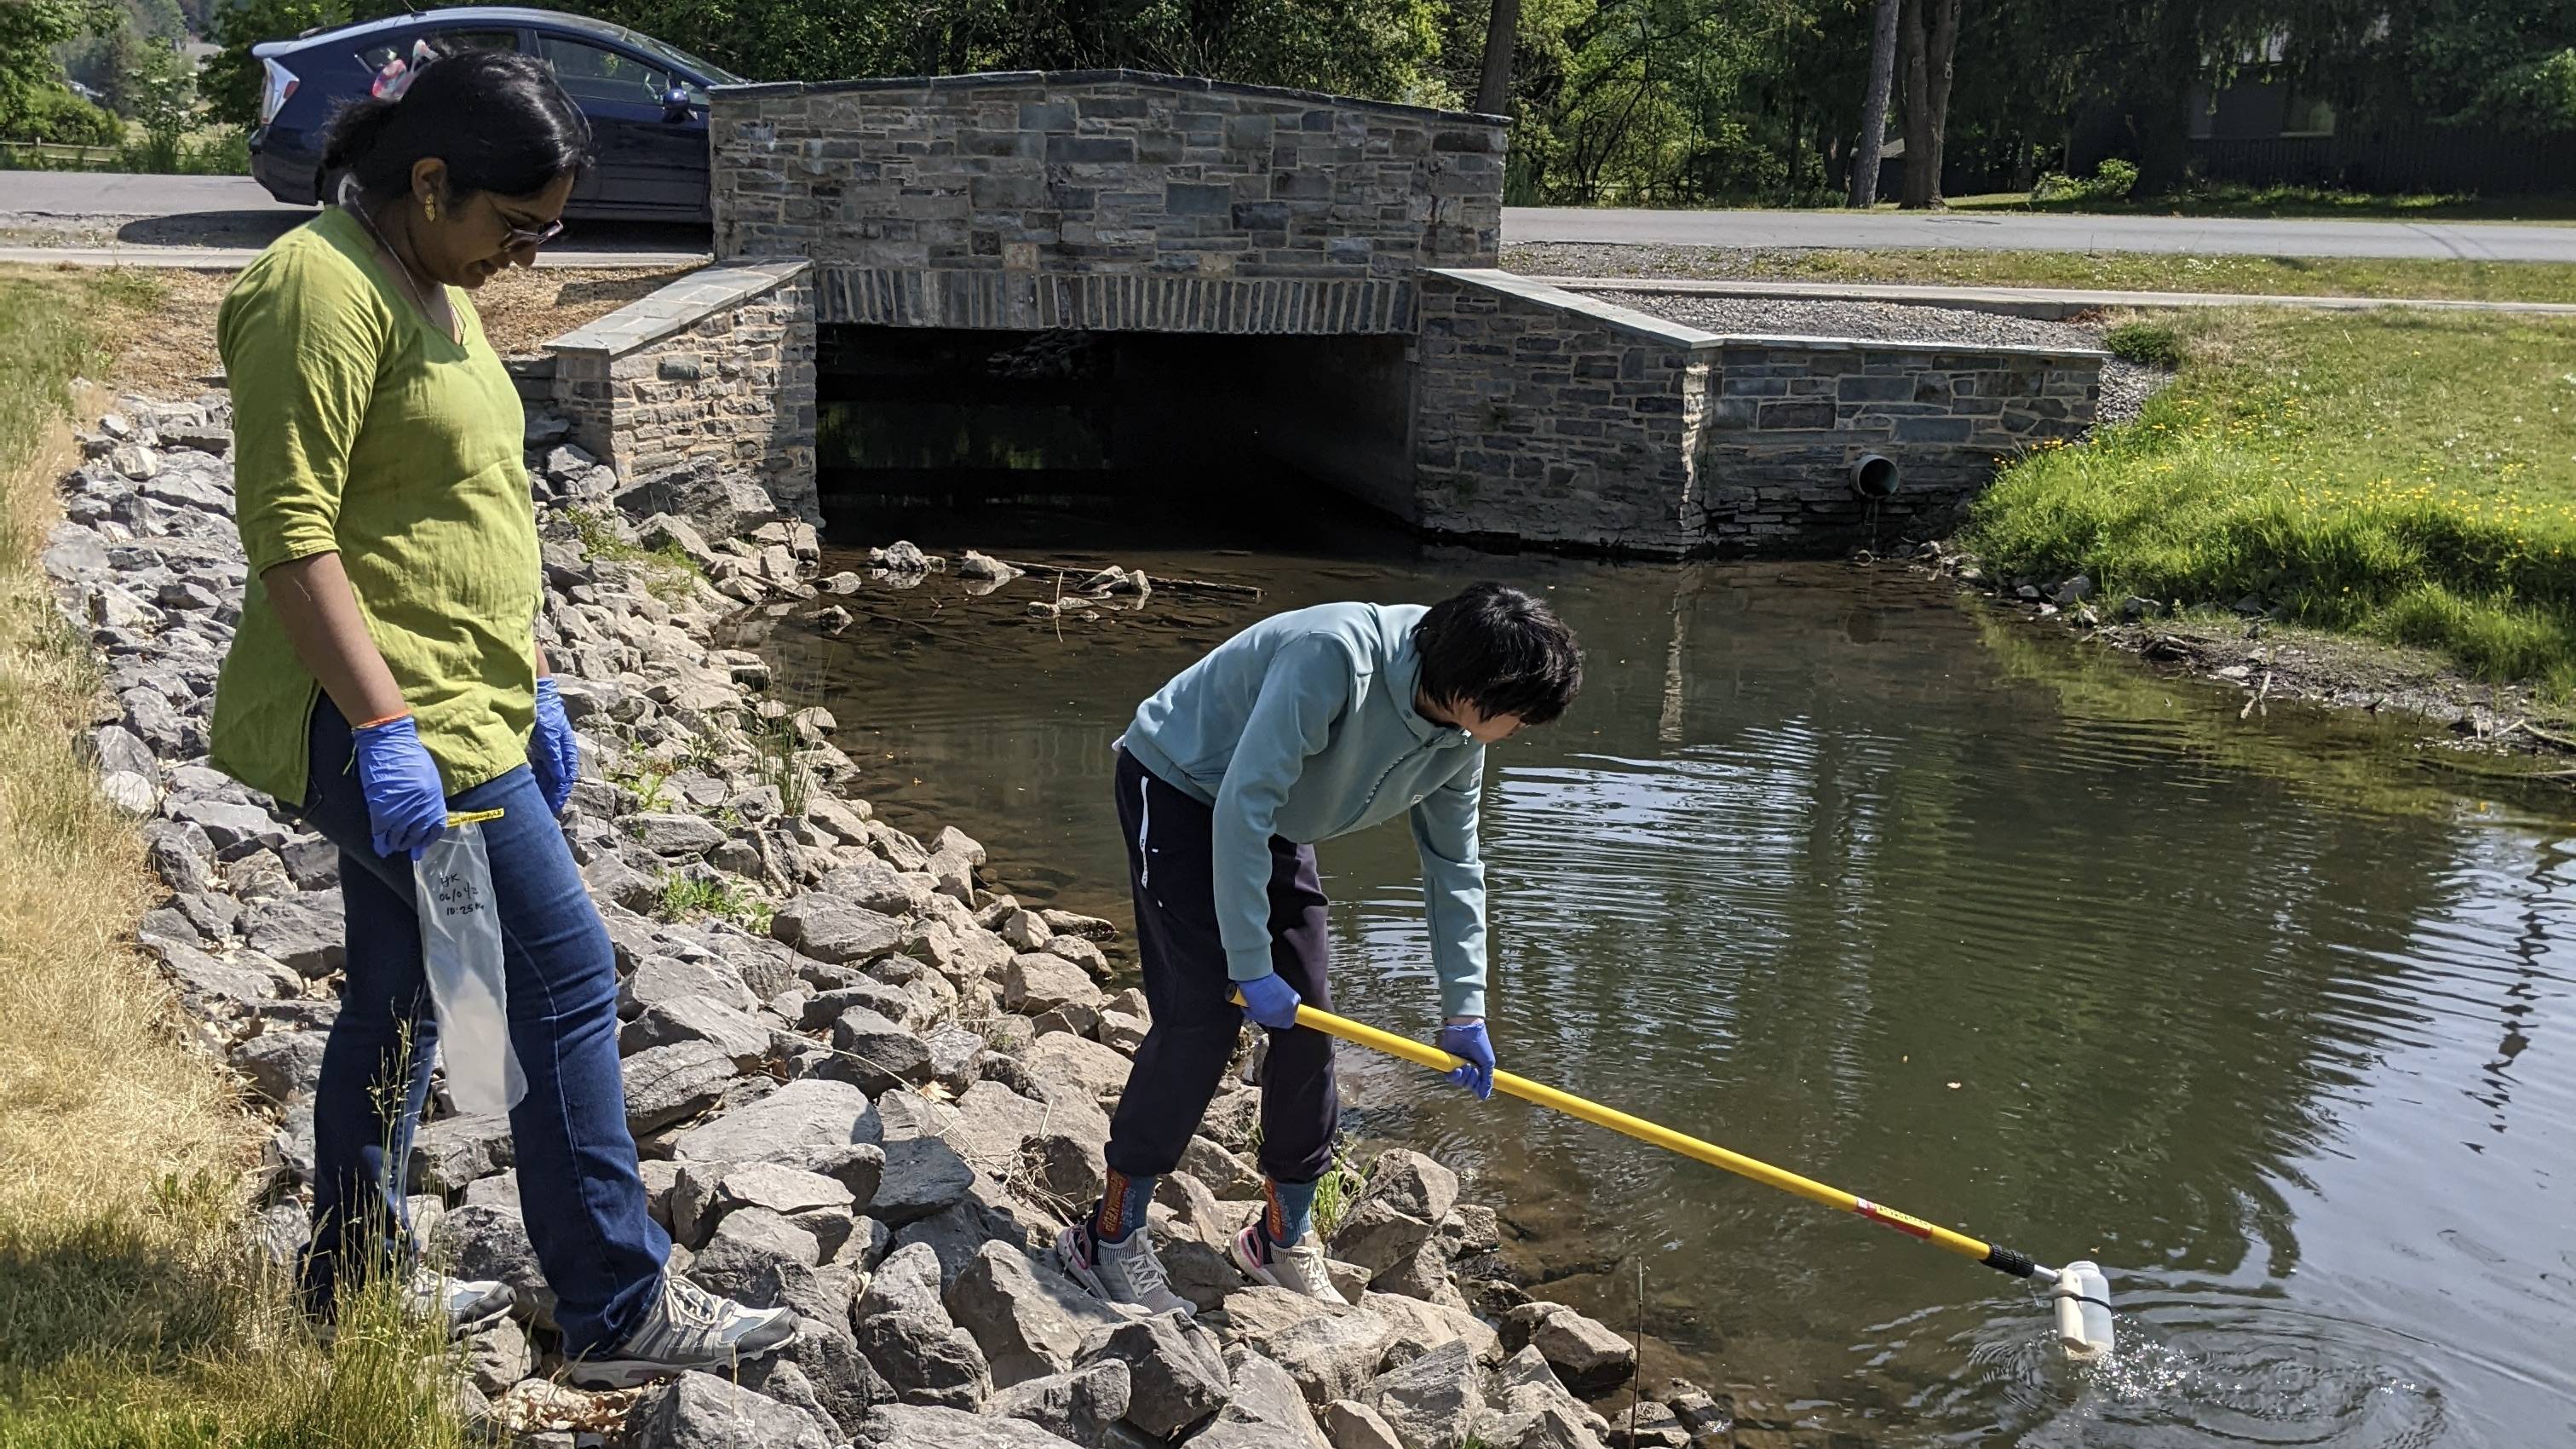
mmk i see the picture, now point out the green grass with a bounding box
[1507,243,2576,303]
[562,505,699,606]
[2102,317,2184,367]
[655,871,771,933]
[0,270,468,1445]
[1967,308,2576,690]
[1948,181,2576,223]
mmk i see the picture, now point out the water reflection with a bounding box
[750,532,2574,1447]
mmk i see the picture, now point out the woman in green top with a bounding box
[212,48,792,1386]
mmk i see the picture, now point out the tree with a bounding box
[0,0,111,139]
[1895,0,1958,207]
[1848,0,1897,204]
[121,30,196,170]
[1476,0,1521,114]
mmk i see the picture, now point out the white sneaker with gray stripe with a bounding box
[562,1273,799,1389]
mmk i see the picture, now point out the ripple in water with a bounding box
[1939,1293,2449,1447]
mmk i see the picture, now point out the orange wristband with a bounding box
[353,710,412,731]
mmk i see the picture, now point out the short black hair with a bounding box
[325,48,591,207]
[1413,584,1582,727]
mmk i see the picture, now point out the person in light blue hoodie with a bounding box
[1057,584,1582,1309]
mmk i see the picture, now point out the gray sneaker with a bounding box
[563,1273,799,1389]
[403,1270,515,1335]
[1057,1222,1193,1318]
[1229,1223,1348,1304]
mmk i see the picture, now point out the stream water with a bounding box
[745,503,2574,1448]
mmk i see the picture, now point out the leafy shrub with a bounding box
[2033,158,2141,204]
[2,86,121,146]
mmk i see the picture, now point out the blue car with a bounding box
[249,6,740,222]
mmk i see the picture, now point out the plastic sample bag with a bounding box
[414,812,525,1114]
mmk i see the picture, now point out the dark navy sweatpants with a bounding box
[1105,748,1337,1186]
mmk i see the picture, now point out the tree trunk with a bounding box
[1849,0,1900,206]
[1897,0,1962,209]
[1476,0,1522,116]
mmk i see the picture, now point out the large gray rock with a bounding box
[1020,1033,1131,1101]
[244,891,344,979]
[1362,1339,1483,1449]
[1500,1302,1636,1398]
[408,1112,515,1195]
[621,955,759,1018]
[1323,1400,1406,1449]
[728,1356,843,1444]
[818,1006,934,1095]
[947,1240,1132,1387]
[1330,1201,1442,1300]
[673,1078,880,1164]
[630,1371,831,1449]
[687,1207,832,1322]
[849,1403,1082,1447]
[428,1202,553,1326]
[229,1029,326,1106]
[871,1136,975,1227]
[1362,1152,1459,1225]
[1221,1288,1397,1409]
[672,1160,855,1249]
[1195,1348,1332,1449]
[620,994,775,1066]
[629,812,726,858]
[1360,1291,1503,1369]
[1078,1313,1230,1439]
[774,895,906,965]
[1004,952,1105,1016]
[797,979,920,1032]
[890,1191,1037,1290]
[854,1243,992,1410]
[623,1041,739,1136]
[1181,1136,1264,1199]
[986,1360,1133,1446]
[460,1321,532,1397]
[1487,1345,1613,1446]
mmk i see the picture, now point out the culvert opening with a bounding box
[1850,452,1900,498]
[816,325,1414,533]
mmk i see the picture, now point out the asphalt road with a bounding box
[10,174,2576,263]
[1500,206,2576,261]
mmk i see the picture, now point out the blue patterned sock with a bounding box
[1092,1169,1158,1244]
[1263,1176,1320,1248]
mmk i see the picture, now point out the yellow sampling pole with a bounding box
[1267,997,2058,1285]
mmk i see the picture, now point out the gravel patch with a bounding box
[1590,290,2170,429]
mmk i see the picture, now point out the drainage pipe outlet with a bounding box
[1850,453,1900,498]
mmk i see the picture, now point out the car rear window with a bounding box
[359,30,517,70]
[538,34,685,106]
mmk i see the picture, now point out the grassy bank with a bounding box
[1966,308,2576,693]
[0,270,457,1446]
[1946,182,2576,223]
[1502,243,2576,304]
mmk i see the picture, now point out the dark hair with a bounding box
[325,48,591,206]
[1413,584,1583,727]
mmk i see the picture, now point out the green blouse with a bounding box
[210,206,539,808]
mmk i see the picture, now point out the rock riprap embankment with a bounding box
[41,396,1746,1449]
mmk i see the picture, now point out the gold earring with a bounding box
[424,196,437,221]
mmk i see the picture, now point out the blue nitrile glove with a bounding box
[352,713,448,860]
[1438,1020,1495,1101]
[1237,973,1302,1031]
[528,676,578,815]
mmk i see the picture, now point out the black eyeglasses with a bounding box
[503,217,566,250]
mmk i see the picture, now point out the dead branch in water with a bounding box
[992,556,1263,598]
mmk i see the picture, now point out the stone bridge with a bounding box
[539,69,2103,558]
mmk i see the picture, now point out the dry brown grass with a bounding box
[0,268,466,1449]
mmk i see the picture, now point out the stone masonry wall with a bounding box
[710,70,1504,335]
[1412,270,1712,554]
[1411,272,2107,557]
[550,261,819,527]
[1695,337,2102,554]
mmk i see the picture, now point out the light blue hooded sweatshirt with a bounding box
[1117,601,1488,1021]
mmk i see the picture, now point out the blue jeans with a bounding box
[292,694,667,1354]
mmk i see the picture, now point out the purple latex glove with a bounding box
[1237,972,1302,1031]
[1438,1020,1495,1101]
[528,675,578,814]
[353,712,448,860]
